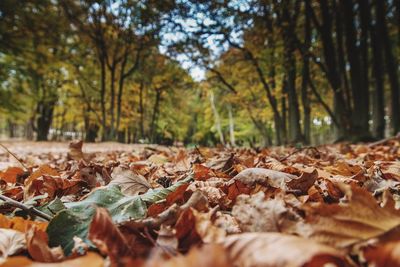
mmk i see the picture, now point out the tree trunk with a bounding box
[209,91,225,145]
[36,100,56,141]
[341,0,370,140]
[371,4,385,139]
[150,89,162,143]
[100,57,107,141]
[228,105,235,147]
[301,0,312,144]
[376,0,400,135]
[139,81,145,139]
[282,3,303,143]
[7,119,15,138]
[316,0,350,139]
[109,63,116,140]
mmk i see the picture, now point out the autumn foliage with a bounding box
[0,139,400,266]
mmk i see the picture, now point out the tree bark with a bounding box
[301,0,312,144]
[36,99,56,141]
[209,91,225,145]
[376,0,400,135]
[281,1,303,143]
[370,11,385,139]
[340,0,370,139]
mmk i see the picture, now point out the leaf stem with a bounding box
[0,194,53,221]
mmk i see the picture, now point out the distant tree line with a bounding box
[0,0,399,146]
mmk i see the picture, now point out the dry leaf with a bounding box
[286,170,318,193]
[68,140,84,161]
[0,214,47,233]
[144,244,232,267]
[1,252,103,267]
[88,207,133,265]
[109,166,151,196]
[24,165,59,187]
[230,168,296,189]
[363,240,400,267]
[223,232,347,267]
[155,225,178,254]
[0,229,26,263]
[232,191,300,233]
[0,167,25,183]
[25,225,64,262]
[302,184,400,248]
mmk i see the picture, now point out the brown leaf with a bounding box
[0,229,26,263]
[0,167,25,183]
[223,232,348,267]
[88,207,133,265]
[232,191,301,233]
[144,244,233,267]
[109,166,151,196]
[24,175,85,201]
[302,184,400,248]
[286,170,318,193]
[0,214,47,233]
[155,225,178,255]
[25,225,64,262]
[1,252,103,267]
[230,168,297,190]
[68,140,84,161]
[24,165,59,187]
[363,240,400,267]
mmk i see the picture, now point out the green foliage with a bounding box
[46,176,193,255]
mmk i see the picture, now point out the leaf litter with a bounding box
[0,141,400,266]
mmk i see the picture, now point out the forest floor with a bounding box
[0,139,399,266]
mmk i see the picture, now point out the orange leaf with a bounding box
[0,214,47,233]
[26,225,64,262]
[1,252,103,267]
[0,167,25,183]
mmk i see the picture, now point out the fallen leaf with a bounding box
[144,244,232,267]
[0,167,25,183]
[24,165,59,187]
[67,140,84,161]
[88,207,132,265]
[1,252,103,267]
[155,225,178,254]
[302,184,400,248]
[26,225,64,262]
[0,214,47,233]
[223,232,347,267]
[230,168,296,189]
[286,170,318,194]
[109,166,151,196]
[0,229,26,263]
[363,240,400,267]
[232,191,300,233]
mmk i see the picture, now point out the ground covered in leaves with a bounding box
[0,140,400,266]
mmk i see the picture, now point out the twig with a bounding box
[194,145,205,158]
[279,146,320,162]
[0,194,53,221]
[368,133,400,148]
[0,143,29,171]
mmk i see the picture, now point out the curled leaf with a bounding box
[223,232,347,267]
[26,225,64,262]
[0,229,26,263]
[109,166,151,196]
[88,207,133,265]
[303,184,400,248]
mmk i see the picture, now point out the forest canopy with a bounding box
[0,0,399,146]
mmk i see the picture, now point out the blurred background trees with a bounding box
[0,0,399,146]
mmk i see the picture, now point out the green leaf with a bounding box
[38,198,66,216]
[46,175,193,255]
